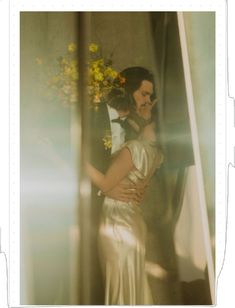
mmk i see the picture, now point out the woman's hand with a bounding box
[104,179,148,205]
[137,99,157,120]
[104,182,139,204]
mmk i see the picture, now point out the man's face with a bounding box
[133,80,154,120]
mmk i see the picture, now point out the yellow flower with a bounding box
[104,67,112,76]
[94,72,104,81]
[93,66,100,74]
[91,59,103,69]
[97,59,104,66]
[68,43,77,53]
[36,57,43,65]
[103,131,112,150]
[103,139,112,150]
[104,67,118,79]
[110,70,118,79]
[89,43,98,53]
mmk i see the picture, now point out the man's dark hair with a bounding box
[120,66,156,99]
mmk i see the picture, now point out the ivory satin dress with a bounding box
[98,138,162,305]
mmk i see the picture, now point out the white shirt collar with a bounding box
[107,104,119,120]
[106,104,125,154]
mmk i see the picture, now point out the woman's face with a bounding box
[133,80,154,120]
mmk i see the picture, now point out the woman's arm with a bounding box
[87,147,134,193]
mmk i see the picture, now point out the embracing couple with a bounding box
[87,66,163,305]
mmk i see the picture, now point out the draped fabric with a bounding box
[98,139,163,305]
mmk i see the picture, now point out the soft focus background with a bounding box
[20,12,215,305]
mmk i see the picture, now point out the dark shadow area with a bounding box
[181,279,211,305]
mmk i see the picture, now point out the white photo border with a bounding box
[6,0,228,307]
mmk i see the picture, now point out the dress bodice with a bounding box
[122,138,163,185]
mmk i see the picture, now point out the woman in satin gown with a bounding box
[87,66,164,304]
[87,118,163,305]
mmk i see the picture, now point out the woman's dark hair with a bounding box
[108,66,157,111]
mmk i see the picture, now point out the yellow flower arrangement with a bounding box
[36,42,119,109]
[87,44,121,110]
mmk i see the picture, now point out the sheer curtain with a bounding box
[20,12,80,305]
